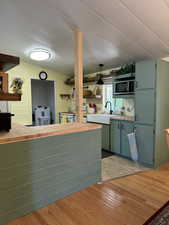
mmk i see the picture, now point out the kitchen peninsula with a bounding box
[0,123,102,225]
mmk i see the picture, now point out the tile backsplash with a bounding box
[121,98,135,116]
[0,101,8,112]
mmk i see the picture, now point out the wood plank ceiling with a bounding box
[0,0,169,74]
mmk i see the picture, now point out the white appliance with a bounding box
[34,106,51,126]
[112,74,135,96]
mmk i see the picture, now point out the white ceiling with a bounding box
[1,0,169,74]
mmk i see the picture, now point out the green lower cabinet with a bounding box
[101,124,110,151]
[111,120,134,159]
[120,121,134,158]
[88,122,111,151]
[111,120,155,166]
[111,120,120,154]
[135,124,154,167]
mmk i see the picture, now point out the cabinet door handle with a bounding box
[135,114,138,121]
[135,81,138,89]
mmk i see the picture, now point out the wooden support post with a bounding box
[74,29,83,123]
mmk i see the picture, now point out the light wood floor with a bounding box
[6,165,169,225]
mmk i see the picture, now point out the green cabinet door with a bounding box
[111,120,120,154]
[135,89,155,125]
[102,124,110,151]
[135,124,154,167]
[120,121,134,159]
[136,60,156,90]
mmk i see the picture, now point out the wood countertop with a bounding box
[110,116,135,121]
[0,123,102,144]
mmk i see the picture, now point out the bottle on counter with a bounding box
[120,106,125,116]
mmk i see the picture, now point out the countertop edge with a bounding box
[0,123,102,145]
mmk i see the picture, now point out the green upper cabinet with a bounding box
[120,121,134,159]
[111,120,120,154]
[135,60,156,125]
[136,60,156,90]
[135,89,155,125]
[101,124,110,151]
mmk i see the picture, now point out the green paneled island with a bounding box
[0,123,102,225]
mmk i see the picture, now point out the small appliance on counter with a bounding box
[33,106,51,126]
[59,112,76,124]
[0,113,14,132]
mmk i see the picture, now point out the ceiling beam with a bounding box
[74,29,83,123]
[0,54,20,72]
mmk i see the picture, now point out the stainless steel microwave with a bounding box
[113,79,135,96]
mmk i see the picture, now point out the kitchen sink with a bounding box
[87,113,120,124]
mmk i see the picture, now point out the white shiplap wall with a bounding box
[0,0,169,73]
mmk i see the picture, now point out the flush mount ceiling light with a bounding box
[30,49,51,61]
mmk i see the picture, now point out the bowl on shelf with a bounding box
[83,90,93,98]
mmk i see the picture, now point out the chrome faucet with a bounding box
[105,101,113,114]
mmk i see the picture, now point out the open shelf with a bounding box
[60,94,71,100]
[0,93,21,101]
[0,53,19,72]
